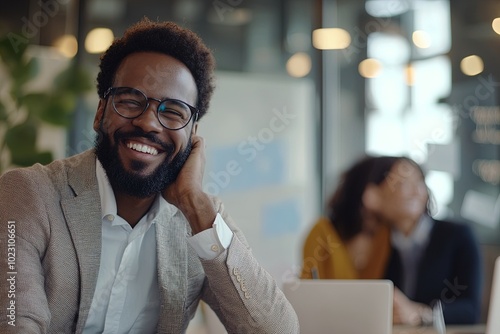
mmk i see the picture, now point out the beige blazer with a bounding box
[0,150,299,334]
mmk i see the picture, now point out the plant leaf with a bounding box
[5,121,54,167]
[39,95,75,126]
[0,34,27,70]
[0,100,7,121]
[10,150,53,167]
[54,61,94,94]
[21,93,50,117]
[5,120,37,153]
[11,57,39,88]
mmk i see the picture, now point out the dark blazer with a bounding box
[0,150,299,334]
[385,218,483,324]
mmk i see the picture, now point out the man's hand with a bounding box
[162,135,217,234]
[393,288,433,326]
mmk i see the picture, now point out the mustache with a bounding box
[114,129,173,154]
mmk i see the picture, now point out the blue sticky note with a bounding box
[261,198,301,238]
[204,140,286,196]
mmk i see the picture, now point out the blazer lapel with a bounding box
[60,151,102,333]
[156,207,189,333]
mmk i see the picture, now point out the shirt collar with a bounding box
[391,214,433,250]
[95,159,168,226]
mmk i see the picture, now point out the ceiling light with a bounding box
[85,28,114,54]
[358,58,382,78]
[312,28,351,50]
[412,30,431,49]
[53,34,78,58]
[286,52,312,78]
[493,18,500,35]
[460,55,484,76]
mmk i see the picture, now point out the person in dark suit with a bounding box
[362,156,483,325]
[301,155,482,325]
[0,18,298,333]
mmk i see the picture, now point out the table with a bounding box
[393,324,486,334]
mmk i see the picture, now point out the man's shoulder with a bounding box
[48,149,95,168]
[0,149,95,189]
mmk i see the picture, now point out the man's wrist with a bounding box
[177,191,217,234]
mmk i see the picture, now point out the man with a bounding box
[0,18,299,333]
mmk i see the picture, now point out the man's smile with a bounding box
[126,141,160,156]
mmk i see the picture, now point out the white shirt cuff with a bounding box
[187,213,234,260]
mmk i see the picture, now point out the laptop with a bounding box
[486,256,500,334]
[282,279,393,334]
[457,256,500,334]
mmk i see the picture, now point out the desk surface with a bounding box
[393,324,486,334]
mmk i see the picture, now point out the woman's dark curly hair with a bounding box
[326,155,432,242]
[96,17,216,119]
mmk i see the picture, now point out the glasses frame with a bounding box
[103,86,199,130]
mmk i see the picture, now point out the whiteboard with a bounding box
[199,71,318,283]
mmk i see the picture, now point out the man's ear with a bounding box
[362,184,380,210]
[192,122,198,135]
[93,99,105,131]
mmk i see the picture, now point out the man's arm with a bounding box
[198,201,299,334]
[0,168,52,333]
[163,135,299,333]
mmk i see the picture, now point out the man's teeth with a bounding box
[127,142,159,156]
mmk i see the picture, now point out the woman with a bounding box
[300,155,483,325]
[300,156,392,280]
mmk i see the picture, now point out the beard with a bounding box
[94,124,192,198]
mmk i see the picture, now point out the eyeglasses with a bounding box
[104,87,198,130]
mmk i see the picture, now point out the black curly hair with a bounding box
[326,155,432,242]
[96,17,216,119]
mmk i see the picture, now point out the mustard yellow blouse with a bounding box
[300,217,391,279]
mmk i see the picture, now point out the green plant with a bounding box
[0,35,92,174]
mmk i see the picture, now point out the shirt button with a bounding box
[105,214,114,222]
[211,244,219,252]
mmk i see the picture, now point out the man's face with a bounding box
[93,52,198,198]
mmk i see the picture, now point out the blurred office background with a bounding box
[1,0,499,329]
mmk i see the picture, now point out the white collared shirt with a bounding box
[391,215,433,299]
[83,159,233,334]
